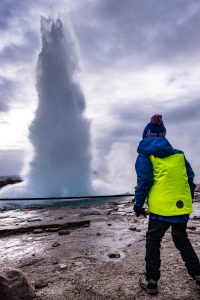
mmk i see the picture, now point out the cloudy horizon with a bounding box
[0,0,200,193]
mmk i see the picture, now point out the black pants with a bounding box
[146,219,200,281]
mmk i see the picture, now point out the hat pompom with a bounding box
[151,114,163,125]
[142,114,166,138]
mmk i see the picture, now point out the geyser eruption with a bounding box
[26,17,92,196]
[0,17,92,201]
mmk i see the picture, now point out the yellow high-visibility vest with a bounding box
[148,153,192,216]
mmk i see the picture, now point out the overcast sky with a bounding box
[0,0,200,192]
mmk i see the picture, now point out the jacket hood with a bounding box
[137,137,181,158]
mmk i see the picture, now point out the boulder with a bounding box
[0,269,35,300]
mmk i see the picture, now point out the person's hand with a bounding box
[134,204,146,218]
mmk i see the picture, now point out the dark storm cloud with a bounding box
[71,0,200,68]
[105,95,200,148]
[165,98,200,124]
[0,39,38,65]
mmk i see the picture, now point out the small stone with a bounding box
[96,232,101,236]
[33,229,44,234]
[127,244,132,247]
[129,226,137,231]
[135,228,141,232]
[108,251,121,258]
[52,241,60,248]
[58,229,70,235]
[59,264,67,269]
[34,279,48,289]
[187,225,196,230]
[107,223,112,226]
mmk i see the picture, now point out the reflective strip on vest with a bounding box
[148,153,192,216]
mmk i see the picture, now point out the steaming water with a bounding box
[0,17,92,206]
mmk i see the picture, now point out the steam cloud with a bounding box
[0,17,93,205]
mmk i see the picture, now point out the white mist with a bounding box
[0,17,92,204]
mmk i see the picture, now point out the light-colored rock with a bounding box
[0,269,35,300]
[59,264,67,269]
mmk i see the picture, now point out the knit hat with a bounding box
[142,114,166,138]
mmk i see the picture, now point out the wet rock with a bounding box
[128,226,137,231]
[58,229,70,235]
[195,184,200,192]
[112,207,119,211]
[44,227,61,232]
[34,279,48,289]
[0,269,35,300]
[33,229,44,234]
[191,216,200,220]
[187,225,196,230]
[19,258,44,267]
[96,232,101,236]
[108,251,121,258]
[52,241,60,247]
[188,230,200,235]
[132,218,139,223]
[0,220,90,237]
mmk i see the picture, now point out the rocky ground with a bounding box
[1,190,200,300]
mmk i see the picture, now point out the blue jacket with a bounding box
[134,137,195,223]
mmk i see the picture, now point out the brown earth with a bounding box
[1,194,200,300]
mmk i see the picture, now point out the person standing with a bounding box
[133,114,200,295]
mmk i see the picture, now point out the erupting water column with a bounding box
[25,17,92,197]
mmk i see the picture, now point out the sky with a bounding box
[0,0,200,193]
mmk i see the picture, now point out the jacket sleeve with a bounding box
[134,154,154,207]
[184,158,196,198]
